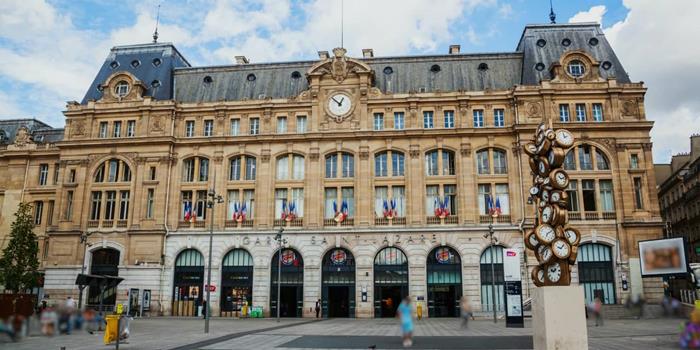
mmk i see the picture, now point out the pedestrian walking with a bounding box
[460,296,474,329]
[588,297,603,326]
[315,299,321,318]
[397,296,414,348]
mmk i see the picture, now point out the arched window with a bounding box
[374,151,405,177]
[425,149,455,176]
[374,247,409,317]
[229,155,256,181]
[325,152,354,178]
[221,249,254,315]
[577,243,616,304]
[182,156,209,182]
[427,246,462,317]
[480,245,504,312]
[94,158,132,183]
[562,144,614,218]
[173,249,205,316]
[476,148,507,175]
[276,154,304,180]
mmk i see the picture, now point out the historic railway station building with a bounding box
[0,22,664,317]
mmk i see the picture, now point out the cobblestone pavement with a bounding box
[0,317,684,350]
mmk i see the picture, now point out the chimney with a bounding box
[318,51,329,60]
[235,56,249,64]
[691,134,700,162]
[449,45,461,54]
[362,48,374,58]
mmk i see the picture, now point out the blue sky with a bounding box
[1,0,699,162]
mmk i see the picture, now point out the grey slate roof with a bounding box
[516,22,630,85]
[83,23,631,105]
[0,119,64,145]
[81,43,190,104]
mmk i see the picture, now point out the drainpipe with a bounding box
[20,155,30,202]
[514,96,530,298]
[158,110,176,315]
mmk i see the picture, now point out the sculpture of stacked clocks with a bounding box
[523,122,581,287]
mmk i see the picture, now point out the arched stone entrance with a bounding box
[220,249,254,317]
[270,248,304,317]
[577,243,616,304]
[172,249,204,316]
[427,246,462,317]
[87,248,120,310]
[322,248,355,318]
[374,247,408,318]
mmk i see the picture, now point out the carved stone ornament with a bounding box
[526,102,542,117]
[331,48,349,82]
[460,143,472,157]
[622,99,638,116]
[150,115,164,132]
[13,126,32,146]
[359,146,370,160]
[71,119,86,136]
[409,148,421,159]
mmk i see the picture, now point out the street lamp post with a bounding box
[204,180,224,334]
[484,202,499,324]
[78,232,92,309]
[274,227,285,323]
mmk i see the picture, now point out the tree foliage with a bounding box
[0,202,40,292]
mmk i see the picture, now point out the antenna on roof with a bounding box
[549,0,556,24]
[340,0,344,48]
[152,4,161,43]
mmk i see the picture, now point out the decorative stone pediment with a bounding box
[307,47,374,83]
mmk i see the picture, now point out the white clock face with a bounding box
[554,171,568,187]
[564,229,579,245]
[537,269,545,283]
[528,233,540,248]
[542,190,550,202]
[556,130,574,147]
[551,191,561,202]
[553,239,570,258]
[328,93,352,116]
[547,263,562,282]
[529,186,539,196]
[537,224,556,244]
[541,206,552,223]
[538,245,553,263]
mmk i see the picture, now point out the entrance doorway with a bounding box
[220,249,254,317]
[577,243,616,305]
[322,248,355,318]
[88,248,120,310]
[374,247,408,318]
[172,249,204,317]
[270,248,304,318]
[427,246,462,317]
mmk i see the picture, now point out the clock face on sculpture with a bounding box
[540,205,553,224]
[562,227,581,245]
[546,262,562,283]
[555,129,575,147]
[535,224,556,244]
[532,265,545,287]
[526,230,540,250]
[327,93,352,118]
[549,169,570,189]
[552,238,571,259]
[537,244,554,264]
[541,189,550,202]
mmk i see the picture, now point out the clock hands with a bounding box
[331,96,342,106]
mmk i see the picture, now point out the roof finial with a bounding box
[340,0,344,48]
[152,4,161,43]
[549,0,556,24]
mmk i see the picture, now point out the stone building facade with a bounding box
[0,23,664,317]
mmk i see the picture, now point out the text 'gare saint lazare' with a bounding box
[0,22,663,318]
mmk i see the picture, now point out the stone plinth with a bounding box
[532,285,588,350]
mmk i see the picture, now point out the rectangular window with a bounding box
[198,158,209,182]
[592,103,604,122]
[230,119,240,136]
[230,157,241,180]
[149,166,156,181]
[119,191,130,220]
[442,151,455,175]
[326,154,337,178]
[374,186,388,218]
[47,200,54,225]
[291,188,304,217]
[342,153,354,178]
[444,184,457,215]
[375,153,388,177]
[477,151,490,174]
[227,190,239,220]
[423,111,434,129]
[185,121,195,137]
[277,117,287,134]
[444,110,455,128]
[99,122,108,138]
[39,164,49,186]
[478,184,491,215]
[473,109,484,127]
[566,180,579,212]
[64,191,74,220]
[494,109,505,127]
[374,113,384,131]
[243,189,255,219]
[582,180,596,212]
[250,118,259,135]
[181,191,193,220]
[392,152,405,176]
[495,184,510,215]
[34,201,43,225]
[292,156,304,180]
[392,186,406,217]
[145,189,154,219]
[204,119,213,136]
[275,189,288,219]
[634,177,644,209]
[113,121,122,137]
[324,188,337,219]
[579,145,593,170]
[342,187,354,217]
[559,104,570,122]
[69,169,76,183]
[182,159,195,182]
[564,151,576,170]
[493,151,507,174]
[195,190,207,220]
[630,154,639,169]
[90,191,102,221]
[575,104,586,122]
[53,163,60,185]
[394,112,405,130]
[108,159,119,182]
[245,156,256,180]
[599,180,614,212]
[105,191,117,220]
[126,120,136,137]
[296,116,307,133]
[426,185,440,216]
[277,156,289,180]
[425,151,438,176]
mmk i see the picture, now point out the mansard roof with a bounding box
[0,119,64,145]
[80,22,632,105]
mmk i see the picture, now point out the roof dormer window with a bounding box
[567,60,585,78]
[114,81,130,98]
[109,61,120,69]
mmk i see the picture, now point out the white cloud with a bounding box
[568,5,607,25]
[498,4,513,18]
[602,0,700,162]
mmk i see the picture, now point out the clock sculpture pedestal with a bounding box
[532,285,588,350]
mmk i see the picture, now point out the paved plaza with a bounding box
[0,316,685,350]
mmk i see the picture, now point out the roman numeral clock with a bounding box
[523,123,580,286]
